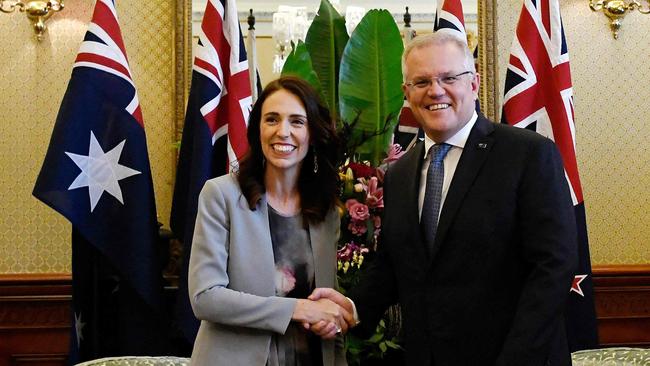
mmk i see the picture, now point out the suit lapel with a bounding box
[392,142,430,262]
[430,116,495,261]
[255,195,279,296]
[310,213,328,288]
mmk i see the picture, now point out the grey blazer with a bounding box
[188,174,346,366]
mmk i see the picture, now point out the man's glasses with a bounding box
[405,71,474,90]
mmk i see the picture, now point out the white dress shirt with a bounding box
[418,111,478,221]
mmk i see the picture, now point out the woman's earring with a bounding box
[262,156,266,168]
[313,149,318,174]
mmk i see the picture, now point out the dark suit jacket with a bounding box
[348,115,578,366]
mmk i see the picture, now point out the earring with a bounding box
[313,149,318,174]
[262,156,266,168]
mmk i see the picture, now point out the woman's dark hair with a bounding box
[237,76,341,225]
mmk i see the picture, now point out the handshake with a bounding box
[292,288,358,339]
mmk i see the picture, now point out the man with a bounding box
[311,32,577,365]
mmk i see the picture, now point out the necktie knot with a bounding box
[429,143,452,165]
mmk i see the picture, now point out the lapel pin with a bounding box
[477,143,488,149]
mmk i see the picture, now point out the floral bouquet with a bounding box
[336,144,405,364]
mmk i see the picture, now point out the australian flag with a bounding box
[501,0,599,351]
[33,0,166,362]
[170,0,252,345]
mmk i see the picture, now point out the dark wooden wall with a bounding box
[1,265,648,365]
[0,274,71,366]
[593,265,650,347]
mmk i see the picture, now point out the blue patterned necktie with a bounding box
[421,143,452,255]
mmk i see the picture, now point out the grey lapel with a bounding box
[310,212,332,289]
[253,195,280,296]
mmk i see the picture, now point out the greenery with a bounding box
[282,1,405,363]
[282,1,404,166]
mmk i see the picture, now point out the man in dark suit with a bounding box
[310,32,578,365]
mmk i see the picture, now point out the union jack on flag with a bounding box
[395,0,471,150]
[501,0,598,351]
[434,0,467,40]
[74,0,143,125]
[193,0,251,163]
[33,0,165,360]
[170,0,253,344]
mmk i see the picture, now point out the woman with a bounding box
[188,76,349,366]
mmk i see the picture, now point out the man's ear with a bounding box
[472,73,481,99]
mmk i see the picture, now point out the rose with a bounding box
[346,199,370,221]
[347,162,375,178]
[348,219,367,235]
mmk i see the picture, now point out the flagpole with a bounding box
[247,8,258,103]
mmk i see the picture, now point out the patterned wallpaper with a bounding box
[1,0,648,273]
[495,0,649,264]
[0,0,177,273]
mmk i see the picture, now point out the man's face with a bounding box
[402,42,480,143]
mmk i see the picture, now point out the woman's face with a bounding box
[260,89,310,178]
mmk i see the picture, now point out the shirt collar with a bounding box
[423,111,478,159]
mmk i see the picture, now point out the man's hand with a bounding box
[303,288,357,339]
[292,297,351,340]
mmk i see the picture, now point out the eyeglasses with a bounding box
[404,71,474,90]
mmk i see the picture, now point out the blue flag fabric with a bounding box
[502,0,598,351]
[32,0,166,361]
[170,0,253,345]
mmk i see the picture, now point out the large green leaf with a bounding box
[339,9,404,165]
[305,0,349,119]
[281,41,323,97]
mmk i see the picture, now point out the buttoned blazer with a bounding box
[349,115,577,366]
[188,174,345,366]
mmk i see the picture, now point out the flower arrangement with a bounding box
[279,0,407,363]
[336,144,405,365]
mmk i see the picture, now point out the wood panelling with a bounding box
[0,266,648,365]
[593,264,650,347]
[0,274,71,366]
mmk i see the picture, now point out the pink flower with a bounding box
[337,242,369,262]
[337,243,355,261]
[365,177,384,209]
[383,143,406,164]
[275,266,296,296]
[346,199,370,221]
[348,220,367,235]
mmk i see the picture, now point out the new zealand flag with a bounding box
[32,0,166,362]
[502,0,599,351]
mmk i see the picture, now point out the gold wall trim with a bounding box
[173,0,192,174]
[478,0,498,122]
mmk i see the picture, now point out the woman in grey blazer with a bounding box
[188,77,349,366]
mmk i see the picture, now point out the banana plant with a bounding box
[282,1,403,166]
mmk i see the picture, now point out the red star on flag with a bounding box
[570,274,588,297]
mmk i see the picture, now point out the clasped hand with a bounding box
[291,288,356,339]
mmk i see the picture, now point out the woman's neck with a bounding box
[264,167,301,216]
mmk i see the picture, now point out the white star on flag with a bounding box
[66,131,141,212]
[74,312,86,345]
